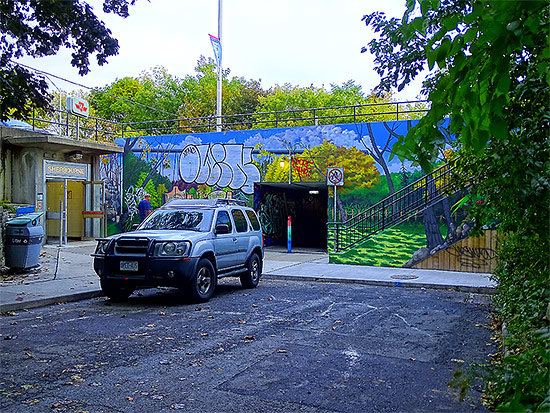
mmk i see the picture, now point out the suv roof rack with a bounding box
[161,198,247,209]
[213,198,247,206]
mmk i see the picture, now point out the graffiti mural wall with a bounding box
[100,118,467,268]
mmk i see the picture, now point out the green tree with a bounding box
[178,56,265,130]
[253,82,415,128]
[363,0,549,409]
[254,82,368,127]
[89,66,184,130]
[0,0,137,121]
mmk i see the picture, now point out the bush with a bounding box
[485,233,550,411]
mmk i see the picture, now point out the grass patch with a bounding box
[330,221,426,267]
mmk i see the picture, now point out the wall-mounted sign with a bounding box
[67,96,90,118]
[45,160,88,180]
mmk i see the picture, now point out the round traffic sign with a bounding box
[327,167,344,186]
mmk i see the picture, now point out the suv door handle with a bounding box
[232,238,237,242]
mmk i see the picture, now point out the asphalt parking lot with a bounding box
[0,277,492,412]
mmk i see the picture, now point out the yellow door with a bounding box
[46,181,64,237]
[46,181,84,239]
[66,181,83,238]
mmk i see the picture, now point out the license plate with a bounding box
[120,261,138,271]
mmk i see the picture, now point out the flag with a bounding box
[209,34,222,67]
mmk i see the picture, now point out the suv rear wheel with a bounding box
[240,253,261,289]
[187,258,217,302]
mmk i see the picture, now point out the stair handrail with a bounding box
[329,160,459,252]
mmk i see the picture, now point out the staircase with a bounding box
[329,161,458,253]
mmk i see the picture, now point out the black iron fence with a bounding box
[328,161,458,253]
[20,107,124,142]
[17,100,429,140]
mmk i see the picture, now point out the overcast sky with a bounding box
[17,0,427,101]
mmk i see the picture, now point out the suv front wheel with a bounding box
[187,258,217,302]
[240,253,261,289]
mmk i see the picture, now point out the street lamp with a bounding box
[279,153,292,184]
[288,148,292,184]
[216,0,223,132]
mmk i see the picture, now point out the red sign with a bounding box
[82,211,103,215]
[67,96,90,118]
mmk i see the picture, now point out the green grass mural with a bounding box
[329,220,427,267]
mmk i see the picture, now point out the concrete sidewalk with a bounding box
[0,241,497,312]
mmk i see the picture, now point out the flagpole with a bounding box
[216,0,222,132]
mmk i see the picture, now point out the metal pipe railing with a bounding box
[328,161,458,253]
[19,99,429,142]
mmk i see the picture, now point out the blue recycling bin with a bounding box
[5,212,44,269]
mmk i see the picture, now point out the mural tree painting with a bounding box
[363,0,549,410]
[355,121,406,195]
[356,118,457,252]
[262,140,379,220]
[309,141,380,220]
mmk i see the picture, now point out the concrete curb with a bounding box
[1,272,496,313]
[0,290,103,313]
[263,274,497,295]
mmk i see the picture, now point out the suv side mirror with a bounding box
[215,223,230,234]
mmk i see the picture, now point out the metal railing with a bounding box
[124,100,429,136]
[17,100,429,140]
[328,161,458,253]
[21,107,124,143]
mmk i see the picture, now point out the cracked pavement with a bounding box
[0,278,493,412]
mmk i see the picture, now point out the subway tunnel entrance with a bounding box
[254,183,328,251]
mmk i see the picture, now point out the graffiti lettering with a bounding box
[182,146,196,157]
[178,143,260,194]
[447,246,497,269]
[258,192,296,241]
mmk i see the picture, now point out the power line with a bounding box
[11,60,180,118]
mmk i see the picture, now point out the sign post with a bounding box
[327,167,344,221]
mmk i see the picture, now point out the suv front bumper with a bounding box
[93,255,200,287]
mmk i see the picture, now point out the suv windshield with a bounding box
[139,209,214,232]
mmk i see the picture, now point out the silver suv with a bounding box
[92,199,263,302]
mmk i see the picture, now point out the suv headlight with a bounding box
[95,239,110,255]
[155,241,191,257]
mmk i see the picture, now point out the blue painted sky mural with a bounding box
[102,118,452,235]
[115,119,427,189]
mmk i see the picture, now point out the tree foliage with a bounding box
[178,56,265,127]
[89,66,185,126]
[253,81,383,127]
[364,0,549,171]
[363,0,549,409]
[0,0,138,121]
[89,57,265,132]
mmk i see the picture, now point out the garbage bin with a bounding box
[5,212,44,269]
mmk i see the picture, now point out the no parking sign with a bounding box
[327,167,344,186]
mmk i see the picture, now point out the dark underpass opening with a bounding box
[254,183,328,251]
